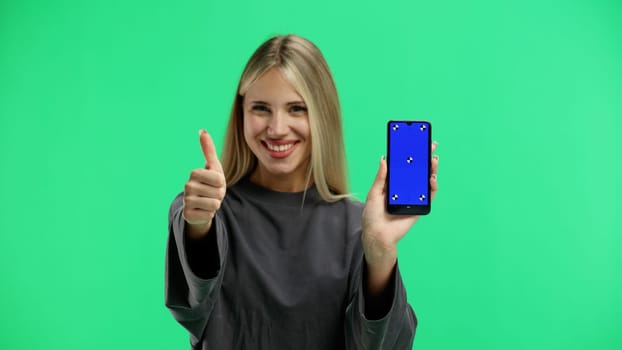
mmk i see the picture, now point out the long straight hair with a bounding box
[221,34,349,202]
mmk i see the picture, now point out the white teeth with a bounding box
[266,143,294,152]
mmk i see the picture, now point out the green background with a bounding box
[1,0,621,348]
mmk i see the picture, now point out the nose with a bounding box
[267,111,288,137]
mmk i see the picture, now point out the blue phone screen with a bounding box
[388,121,430,206]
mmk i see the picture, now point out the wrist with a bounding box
[362,230,398,267]
[186,221,212,240]
[364,248,397,297]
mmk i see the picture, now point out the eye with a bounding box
[289,105,308,115]
[251,104,271,114]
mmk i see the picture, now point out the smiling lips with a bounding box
[263,141,297,158]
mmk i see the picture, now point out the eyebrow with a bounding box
[249,100,306,106]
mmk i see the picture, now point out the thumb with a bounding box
[199,129,223,172]
[368,156,387,198]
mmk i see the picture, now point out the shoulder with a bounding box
[346,197,364,211]
[315,196,364,235]
[339,196,364,220]
[314,194,363,211]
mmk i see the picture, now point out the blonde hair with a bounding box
[221,34,349,202]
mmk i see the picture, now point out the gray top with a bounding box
[165,177,417,349]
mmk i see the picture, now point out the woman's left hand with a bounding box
[362,142,439,268]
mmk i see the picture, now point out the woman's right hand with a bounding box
[182,129,227,239]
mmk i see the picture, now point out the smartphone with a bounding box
[386,120,432,215]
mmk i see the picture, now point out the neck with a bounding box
[249,166,313,192]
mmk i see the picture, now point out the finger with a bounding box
[368,156,387,198]
[199,129,223,172]
[431,141,438,153]
[430,173,438,201]
[189,168,226,188]
[184,196,222,212]
[430,153,439,201]
[431,154,439,176]
[184,181,226,200]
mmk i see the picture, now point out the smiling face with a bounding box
[243,68,312,192]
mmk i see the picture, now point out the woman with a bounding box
[166,34,440,349]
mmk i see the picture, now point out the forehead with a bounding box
[244,68,305,104]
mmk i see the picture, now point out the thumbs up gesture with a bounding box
[183,129,227,239]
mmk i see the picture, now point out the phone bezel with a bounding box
[386,120,432,216]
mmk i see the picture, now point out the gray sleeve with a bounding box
[164,193,227,345]
[345,258,417,350]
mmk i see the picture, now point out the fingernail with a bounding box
[198,129,203,136]
[381,155,385,161]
